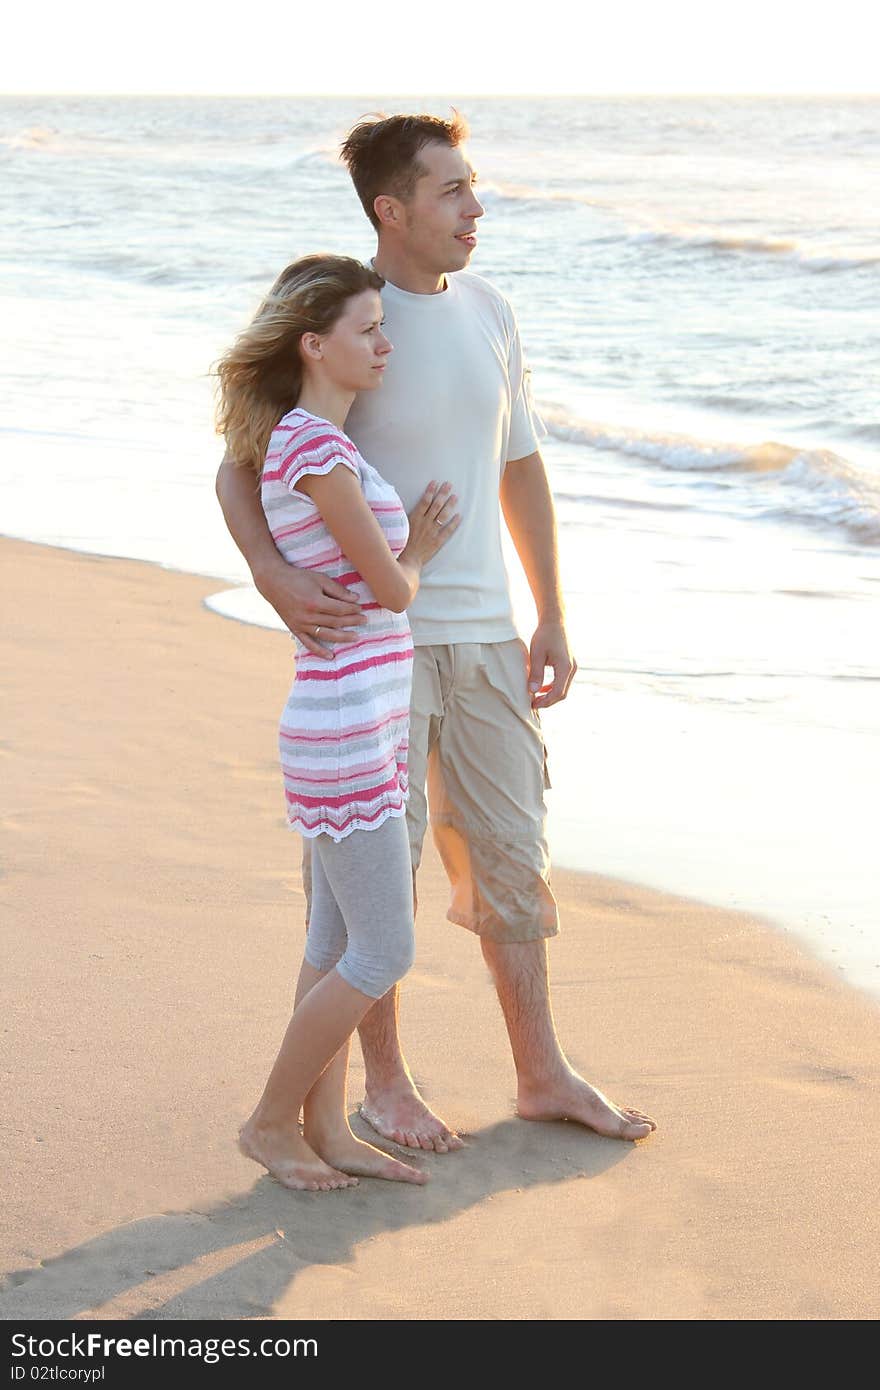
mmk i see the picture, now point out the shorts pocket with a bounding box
[476,640,551,803]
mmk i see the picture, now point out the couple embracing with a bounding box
[215,112,655,1192]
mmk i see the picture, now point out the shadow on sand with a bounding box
[2,1113,636,1320]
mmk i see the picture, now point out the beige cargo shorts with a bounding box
[301,638,559,944]
[407,638,558,943]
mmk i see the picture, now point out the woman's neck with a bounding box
[295,382,356,431]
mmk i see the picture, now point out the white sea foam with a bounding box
[0,124,60,151]
[629,221,880,272]
[477,181,880,272]
[478,180,606,211]
[541,406,880,543]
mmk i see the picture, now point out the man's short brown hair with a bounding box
[340,112,470,231]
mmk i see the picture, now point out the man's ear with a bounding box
[374,194,403,230]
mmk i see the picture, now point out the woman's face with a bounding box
[314,289,392,392]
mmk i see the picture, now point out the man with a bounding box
[217,113,655,1148]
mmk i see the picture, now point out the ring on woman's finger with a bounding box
[314,625,322,639]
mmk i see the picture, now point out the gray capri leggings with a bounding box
[303,812,415,999]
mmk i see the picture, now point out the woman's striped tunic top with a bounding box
[261,407,413,841]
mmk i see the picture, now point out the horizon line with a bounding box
[2,89,878,100]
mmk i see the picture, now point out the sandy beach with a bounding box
[1,534,879,1322]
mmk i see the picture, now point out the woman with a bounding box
[215,255,459,1190]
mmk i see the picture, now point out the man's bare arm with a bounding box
[215,455,365,657]
[499,450,577,708]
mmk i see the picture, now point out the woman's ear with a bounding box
[300,332,323,362]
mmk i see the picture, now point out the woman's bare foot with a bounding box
[517,1074,657,1141]
[238,1119,358,1192]
[307,1120,429,1184]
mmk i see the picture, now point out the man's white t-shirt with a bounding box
[344,268,545,647]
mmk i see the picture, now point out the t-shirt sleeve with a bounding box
[505,305,546,462]
[279,434,361,494]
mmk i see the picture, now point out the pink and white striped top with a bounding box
[261,408,413,841]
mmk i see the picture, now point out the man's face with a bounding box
[399,141,485,275]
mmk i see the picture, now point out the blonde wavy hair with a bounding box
[214,254,385,476]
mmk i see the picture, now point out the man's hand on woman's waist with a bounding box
[254,553,365,659]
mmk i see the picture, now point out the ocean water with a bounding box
[2,95,878,995]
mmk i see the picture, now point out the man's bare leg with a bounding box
[481,937,656,1141]
[355,869,463,1153]
[357,983,464,1152]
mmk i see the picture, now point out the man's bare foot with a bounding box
[238,1119,358,1191]
[517,1073,657,1141]
[307,1122,429,1184]
[358,1082,464,1153]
